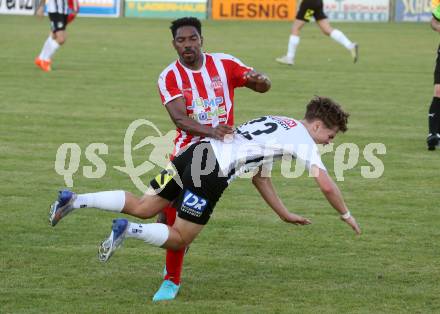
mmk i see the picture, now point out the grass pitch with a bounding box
[1,16,440,313]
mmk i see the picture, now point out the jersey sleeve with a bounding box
[290,143,327,172]
[433,0,440,20]
[157,69,182,106]
[307,149,326,171]
[219,54,253,88]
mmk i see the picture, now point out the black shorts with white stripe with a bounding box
[49,13,68,33]
[150,142,228,225]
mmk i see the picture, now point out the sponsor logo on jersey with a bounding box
[190,96,224,109]
[270,116,297,130]
[188,96,226,122]
[210,76,223,90]
[181,190,208,217]
[190,107,227,122]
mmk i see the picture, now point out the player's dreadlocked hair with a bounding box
[304,96,349,132]
[170,17,202,39]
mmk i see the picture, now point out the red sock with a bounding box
[163,204,185,285]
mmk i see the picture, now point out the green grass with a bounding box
[1,16,440,313]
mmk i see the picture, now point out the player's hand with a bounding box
[341,215,361,235]
[244,70,269,84]
[282,212,311,225]
[36,6,44,17]
[210,125,233,140]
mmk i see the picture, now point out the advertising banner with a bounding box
[211,0,296,21]
[0,0,35,15]
[125,0,207,19]
[77,0,120,17]
[395,0,432,22]
[324,0,389,22]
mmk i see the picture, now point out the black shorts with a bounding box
[296,0,327,22]
[150,142,228,225]
[49,13,68,32]
[435,45,440,84]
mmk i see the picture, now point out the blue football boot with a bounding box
[152,280,180,302]
[49,189,77,226]
[98,219,128,262]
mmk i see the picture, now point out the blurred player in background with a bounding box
[276,0,358,66]
[154,17,271,301]
[428,0,440,150]
[34,0,79,72]
[48,96,361,300]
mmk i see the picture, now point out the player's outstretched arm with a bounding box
[243,70,271,93]
[252,168,311,225]
[35,0,46,16]
[431,18,440,33]
[71,0,79,14]
[165,97,233,140]
[312,166,361,235]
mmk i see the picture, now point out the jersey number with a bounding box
[237,117,278,140]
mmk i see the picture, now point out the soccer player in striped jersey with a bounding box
[428,0,440,150]
[155,17,271,300]
[35,0,79,72]
[276,0,358,66]
[48,96,361,300]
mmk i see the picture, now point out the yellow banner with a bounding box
[212,0,296,20]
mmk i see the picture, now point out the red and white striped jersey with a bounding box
[158,52,252,156]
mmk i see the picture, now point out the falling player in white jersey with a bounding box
[48,95,361,299]
[35,0,79,72]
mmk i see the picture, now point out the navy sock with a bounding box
[428,97,440,135]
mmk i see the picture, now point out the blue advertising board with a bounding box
[324,0,389,22]
[44,0,121,17]
[395,0,432,22]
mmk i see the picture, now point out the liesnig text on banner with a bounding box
[212,0,296,21]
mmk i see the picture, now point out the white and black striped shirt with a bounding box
[47,0,68,14]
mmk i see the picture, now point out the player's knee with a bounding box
[57,37,66,45]
[55,33,66,45]
[168,228,191,250]
[434,85,440,97]
[167,238,186,251]
[321,28,332,36]
[171,241,186,250]
[319,23,333,36]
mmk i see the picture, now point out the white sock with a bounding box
[73,190,125,213]
[287,35,300,59]
[330,29,355,50]
[39,36,53,61]
[40,37,60,61]
[126,222,169,247]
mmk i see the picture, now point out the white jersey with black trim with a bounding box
[209,116,326,182]
[47,0,68,14]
